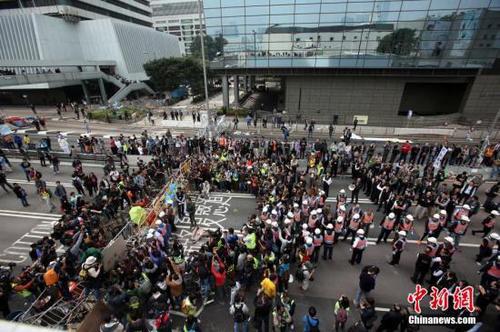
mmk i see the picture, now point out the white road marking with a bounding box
[0,212,60,220]
[9,158,104,168]
[0,209,61,218]
[7,178,73,187]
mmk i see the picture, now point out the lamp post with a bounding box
[197,0,212,139]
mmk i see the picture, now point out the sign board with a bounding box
[353,115,368,125]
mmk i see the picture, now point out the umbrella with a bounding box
[129,206,147,225]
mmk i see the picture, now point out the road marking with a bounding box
[0,209,61,218]
[0,212,60,220]
[375,307,391,312]
[9,158,104,168]
[7,178,73,187]
[210,192,255,199]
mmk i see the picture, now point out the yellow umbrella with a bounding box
[129,206,146,226]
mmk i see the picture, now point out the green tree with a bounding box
[376,28,417,56]
[190,34,227,60]
[143,57,206,95]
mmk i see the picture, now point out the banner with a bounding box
[433,147,448,169]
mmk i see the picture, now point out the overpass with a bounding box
[0,60,155,104]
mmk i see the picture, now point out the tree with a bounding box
[143,57,206,95]
[376,28,417,56]
[190,34,227,61]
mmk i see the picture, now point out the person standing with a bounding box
[253,290,272,332]
[472,210,498,237]
[376,212,396,244]
[0,172,13,193]
[302,306,320,332]
[449,215,470,249]
[186,197,196,228]
[20,159,31,181]
[376,304,403,332]
[54,181,67,205]
[333,295,350,332]
[354,266,378,307]
[411,247,432,284]
[329,123,334,139]
[230,294,250,332]
[350,229,368,265]
[322,224,335,260]
[13,183,29,207]
[389,231,407,265]
[353,117,358,131]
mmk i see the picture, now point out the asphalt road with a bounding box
[0,151,498,331]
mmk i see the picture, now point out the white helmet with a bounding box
[460,215,470,222]
[302,223,308,230]
[439,210,447,216]
[327,224,334,230]
[339,205,346,212]
[265,219,272,225]
[463,204,471,210]
[263,206,269,213]
[388,212,396,219]
[340,189,346,194]
[271,221,279,228]
[287,212,294,219]
[155,220,163,225]
[427,237,437,244]
[293,203,299,208]
[356,229,365,235]
[302,200,309,205]
[398,231,407,237]
[316,208,322,214]
[314,228,321,235]
[353,213,360,219]
[284,218,292,225]
[432,214,440,220]
[492,210,499,216]
[444,236,454,244]
[271,210,278,216]
[311,210,317,216]
[406,214,414,221]
[490,232,500,241]
[159,211,166,218]
[336,216,344,223]
[306,237,313,245]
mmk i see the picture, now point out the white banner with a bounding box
[433,146,448,169]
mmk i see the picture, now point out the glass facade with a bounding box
[203,0,500,69]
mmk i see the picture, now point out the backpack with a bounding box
[336,307,348,323]
[233,304,246,323]
[295,268,305,282]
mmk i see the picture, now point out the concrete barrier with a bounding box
[393,127,455,136]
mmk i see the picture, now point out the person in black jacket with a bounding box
[0,172,13,193]
[375,304,403,332]
[253,289,272,332]
[411,247,432,284]
[354,266,379,307]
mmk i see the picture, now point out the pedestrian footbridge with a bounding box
[0,60,155,104]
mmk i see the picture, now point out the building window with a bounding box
[296,38,300,42]
[483,34,488,40]
[329,37,334,41]
[491,34,496,40]
[479,43,484,47]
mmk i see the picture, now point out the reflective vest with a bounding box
[335,220,344,233]
[487,265,500,278]
[349,218,360,230]
[308,216,318,228]
[401,220,412,231]
[245,233,256,250]
[324,231,334,244]
[305,244,314,256]
[454,221,468,235]
[363,214,374,225]
[302,207,310,217]
[439,217,447,227]
[428,220,439,232]
[313,235,323,247]
[354,237,367,249]
[383,218,395,230]
[483,217,495,228]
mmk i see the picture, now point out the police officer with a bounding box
[376,212,396,244]
[479,255,500,287]
[343,213,361,244]
[389,231,407,265]
[472,210,499,237]
[350,229,368,265]
[323,224,335,260]
[419,213,441,243]
[334,216,344,244]
[476,232,500,264]
[311,228,323,263]
[450,215,470,249]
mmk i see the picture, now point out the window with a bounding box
[330,37,334,41]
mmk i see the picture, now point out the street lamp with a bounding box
[252,30,257,67]
[196,0,212,139]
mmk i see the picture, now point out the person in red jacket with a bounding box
[399,141,412,162]
[211,250,227,304]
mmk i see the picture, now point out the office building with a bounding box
[203,0,500,126]
[0,0,152,26]
[151,0,203,55]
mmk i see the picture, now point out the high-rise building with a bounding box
[0,0,153,27]
[203,0,500,126]
[151,0,203,55]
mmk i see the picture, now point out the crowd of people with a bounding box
[0,128,498,332]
